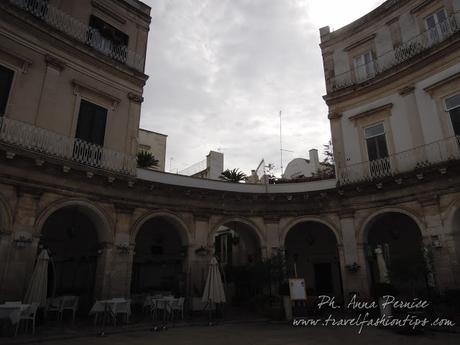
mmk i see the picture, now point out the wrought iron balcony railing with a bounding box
[8,0,145,72]
[0,116,136,176]
[339,136,460,185]
[328,11,460,92]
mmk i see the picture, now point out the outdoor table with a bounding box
[89,299,130,336]
[0,304,30,336]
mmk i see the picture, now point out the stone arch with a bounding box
[358,207,426,244]
[444,197,460,236]
[280,216,342,246]
[130,210,191,245]
[35,197,113,243]
[0,192,12,234]
[208,217,265,248]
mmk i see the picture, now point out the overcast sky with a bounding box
[140,0,385,175]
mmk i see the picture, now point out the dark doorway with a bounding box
[131,217,186,296]
[314,263,333,295]
[41,207,100,313]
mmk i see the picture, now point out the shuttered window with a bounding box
[0,64,14,116]
[75,100,107,146]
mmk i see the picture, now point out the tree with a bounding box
[321,140,335,178]
[137,150,159,168]
[219,168,247,183]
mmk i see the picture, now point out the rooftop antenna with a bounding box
[279,110,294,176]
[280,110,283,175]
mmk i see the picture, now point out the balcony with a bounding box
[7,0,145,72]
[328,11,460,92]
[339,136,460,185]
[0,116,136,176]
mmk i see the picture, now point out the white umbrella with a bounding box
[24,249,49,307]
[375,245,390,284]
[202,256,226,304]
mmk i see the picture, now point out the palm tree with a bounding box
[137,150,159,168]
[219,168,247,183]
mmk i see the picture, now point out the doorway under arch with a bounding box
[131,217,188,297]
[284,221,343,299]
[364,212,427,297]
[40,206,102,312]
[212,221,262,309]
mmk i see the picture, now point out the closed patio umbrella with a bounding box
[375,245,390,284]
[24,249,49,307]
[202,256,226,320]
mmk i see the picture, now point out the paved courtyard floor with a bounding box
[7,322,459,345]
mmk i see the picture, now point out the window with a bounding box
[0,65,14,117]
[75,100,107,146]
[73,100,107,167]
[425,8,449,42]
[88,16,129,63]
[353,51,375,82]
[446,93,460,136]
[364,123,389,161]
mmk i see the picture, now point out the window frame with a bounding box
[364,122,390,162]
[0,63,16,117]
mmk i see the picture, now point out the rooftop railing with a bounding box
[339,136,460,185]
[178,159,207,176]
[328,12,460,92]
[0,116,137,176]
[8,0,145,72]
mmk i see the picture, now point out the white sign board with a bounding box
[289,278,307,301]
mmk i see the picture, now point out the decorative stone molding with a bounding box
[72,80,121,110]
[398,85,415,96]
[338,209,355,218]
[344,33,377,52]
[349,103,393,121]
[45,55,65,71]
[128,92,144,104]
[328,112,342,120]
[0,48,32,74]
[410,0,435,14]
[92,0,127,24]
[423,72,460,96]
[263,215,280,224]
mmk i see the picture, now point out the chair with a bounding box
[45,297,62,320]
[113,299,130,325]
[4,301,22,306]
[60,296,79,322]
[154,299,170,321]
[169,297,185,320]
[15,302,39,336]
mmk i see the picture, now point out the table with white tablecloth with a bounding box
[0,304,30,325]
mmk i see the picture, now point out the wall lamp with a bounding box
[14,235,33,248]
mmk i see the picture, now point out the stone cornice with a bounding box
[128,92,144,104]
[423,71,460,95]
[72,79,121,109]
[92,0,127,24]
[344,34,376,52]
[45,55,65,71]
[349,103,393,121]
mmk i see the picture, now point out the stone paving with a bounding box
[4,322,459,345]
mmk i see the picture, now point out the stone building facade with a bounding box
[0,0,459,312]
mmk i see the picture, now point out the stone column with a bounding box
[109,207,135,298]
[187,214,212,311]
[338,210,369,298]
[2,190,40,300]
[399,86,426,161]
[264,216,281,257]
[419,197,454,292]
[94,242,114,299]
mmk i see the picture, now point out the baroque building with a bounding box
[0,0,459,315]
